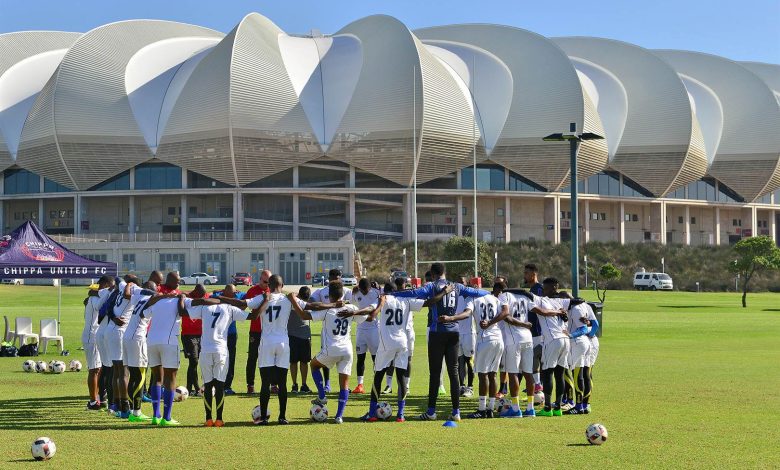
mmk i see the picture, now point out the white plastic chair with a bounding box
[40,318,64,353]
[14,317,39,346]
[3,316,14,343]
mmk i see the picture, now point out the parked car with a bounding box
[311,272,326,286]
[232,272,252,286]
[0,278,23,285]
[180,272,218,285]
[633,272,673,291]
[341,274,358,287]
[390,270,411,286]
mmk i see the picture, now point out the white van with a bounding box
[633,272,673,291]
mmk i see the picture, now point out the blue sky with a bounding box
[1,0,778,63]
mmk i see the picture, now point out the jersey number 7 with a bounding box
[266,305,281,322]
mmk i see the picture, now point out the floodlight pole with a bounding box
[568,122,580,298]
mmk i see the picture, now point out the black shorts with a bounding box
[181,335,201,359]
[289,336,311,363]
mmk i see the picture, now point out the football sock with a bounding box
[500,381,508,395]
[582,366,592,405]
[162,388,174,421]
[274,367,287,420]
[397,399,405,417]
[369,399,378,417]
[356,353,366,379]
[151,384,162,418]
[478,396,487,411]
[533,372,540,385]
[527,394,535,410]
[336,389,349,418]
[541,369,553,409]
[358,376,364,385]
[512,395,520,412]
[563,368,575,402]
[396,367,408,401]
[214,381,225,421]
[372,370,384,404]
[259,367,272,418]
[311,368,325,399]
[323,367,330,387]
[553,366,565,408]
[203,381,213,420]
[427,407,436,416]
[489,397,496,411]
[187,357,199,392]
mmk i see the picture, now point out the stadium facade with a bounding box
[1,13,779,284]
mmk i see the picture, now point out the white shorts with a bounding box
[200,351,228,383]
[83,342,101,370]
[375,346,409,371]
[258,338,290,369]
[586,337,600,367]
[96,330,110,367]
[106,328,125,363]
[314,350,353,375]
[148,343,180,369]
[569,338,591,369]
[541,337,569,370]
[356,328,379,355]
[459,333,476,357]
[504,342,533,374]
[474,340,504,374]
[407,331,416,356]
[123,337,148,368]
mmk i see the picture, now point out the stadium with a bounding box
[1,12,779,284]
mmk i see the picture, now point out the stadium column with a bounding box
[292,195,299,240]
[233,192,243,240]
[504,196,510,243]
[751,206,758,239]
[619,202,625,245]
[180,194,188,240]
[456,197,463,237]
[348,194,356,231]
[402,194,411,241]
[684,205,691,245]
[74,195,81,235]
[714,207,721,245]
[544,196,560,244]
[128,196,136,241]
[771,210,778,245]
[583,200,591,243]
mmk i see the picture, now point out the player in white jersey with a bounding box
[184,294,261,427]
[585,314,600,414]
[352,278,381,394]
[495,282,536,417]
[555,292,599,415]
[141,293,188,426]
[444,285,508,418]
[309,269,352,392]
[106,275,144,418]
[455,277,476,398]
[290,281,364,424]
[82,276,113,411]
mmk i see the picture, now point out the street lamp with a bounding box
[543,122,604,298]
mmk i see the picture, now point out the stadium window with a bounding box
[135,163,182,190]
[621,174,653,198]
[508,170,545,192]
[44,178,71,193]
[600,213,607,221]
[591,213,598,220]
[678,216,684,224]
[691,217,696,225]
[89,171,130,191]
[632,214,639,222]
[757,193,771,204]
[462,207,467,216]
[4,169,40,194]
[122,253,136,272]
[624,213,630,222]
[497,208,504,217]
[188,170,230,189]
[718,182,743,203]
[83,253,108,262]
[167,207,176,215]
[461,165,505,191]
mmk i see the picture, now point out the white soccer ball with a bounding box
[251,405,272,424]
[35,361,49,373]
[376,401,393,420]
[310,404,328,422]
[533,391,545,406]
[23,360,36,372]
[586,423,608,445]
[69,360,82,372]
[174,386,189,402]
[31,437,56,461]
[51,361,66,374]
[495,397,512,413]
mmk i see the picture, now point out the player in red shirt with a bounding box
[245,269,271,394]
[183,283,209,396]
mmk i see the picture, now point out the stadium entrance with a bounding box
[279,252,306,284]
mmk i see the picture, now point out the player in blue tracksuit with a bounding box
[391,262,489,421]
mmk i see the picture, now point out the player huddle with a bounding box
[80,263,599,426]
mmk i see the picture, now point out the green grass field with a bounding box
[1,286,779,468]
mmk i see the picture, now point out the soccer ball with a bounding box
[495,397,512,413]
[310,404,328,422]
[174,386,189,402]
[31,437,56,461]
[35,361,49,373]
[586,423,608,445]
[251,405,272,424]
[376,402,393,420]
[23,360,36,372]
[69,360,82,372]
[51,361,66,374]
[533,391,545,406]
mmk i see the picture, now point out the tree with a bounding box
[441,236,494,285]
[591,263,622,303]
[728,236,780,308]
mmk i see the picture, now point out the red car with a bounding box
[232,272,252,286]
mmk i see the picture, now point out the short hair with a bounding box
[524,264,538,273]
[358,278,370,290]
[384,282,396,294]
[393,278,405,290]
[143,280,156,290]
[125,274,141,285]
[328,281,344,301]
[98,275,113,286]
[557,290,572,299]
[424,271,433,282]
[269,274,283,290]
[493,280,507,293]
[430,263,445,277]
[542,277,559,287]
[457,276,467,284]
[328,268,342,280]
[298,286,311,301]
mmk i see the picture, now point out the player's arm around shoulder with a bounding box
[288,292,314,320]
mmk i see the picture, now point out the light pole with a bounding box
[661,257,665,274]
[584,254,588,288]
[494,251,498,279]
[403,248,407,273]
[543,123,603,298]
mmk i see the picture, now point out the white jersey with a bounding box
[354,288,381,331]
[145,297,184,346]
[311,304,365,356]
[310,285,353,304]
[534,296,571,342]
[123,292,152,341]
[246,292,306,341]
[377,296,424,351]
[82,288,110,345]
[498,292,533,345]
[467,294,503,343]
[568,302,595,338]
[456,295,475,336]
[187,303,248,354]
[106,282,142,334]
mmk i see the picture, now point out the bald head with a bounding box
[148,270,163,285]
[222,284,237,298]
[165,271,180,289]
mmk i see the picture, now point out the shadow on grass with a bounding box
[762,308,780,312]
[659,305,716,309]
[566,443,593,447]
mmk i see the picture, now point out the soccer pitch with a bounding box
[1,286,778,468]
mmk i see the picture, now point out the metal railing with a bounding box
[49,230,402,244]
